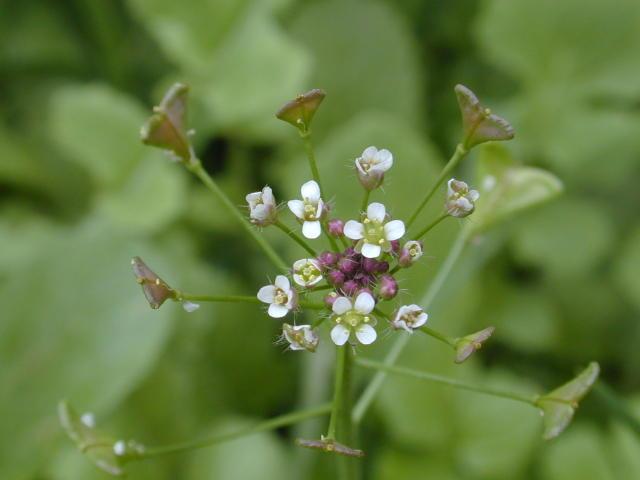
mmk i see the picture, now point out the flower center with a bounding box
[274,288,288,305]
[335,311,371,329]
[403,310,422,326]
[363,218,384,245]
[298,263,320,282]
[303,201,317,220]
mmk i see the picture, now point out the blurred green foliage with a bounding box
[1,0,639,479]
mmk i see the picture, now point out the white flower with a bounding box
[257,275,297,318]
[246,186,277,226]
[446,178,479,218]
[182,301,200,313]
[330,292,378,346]
[343,202,405,258]
[292,258,323,287]
[398,240,423,267]
[282,324,319,352]
[113,440,126,456]
[355,146,393,190]
[391,304,428,333]
[80,412,95,428]
[287,180,324,239]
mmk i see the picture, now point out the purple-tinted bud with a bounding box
[327,219,344,237]
[317,251,339,269]
[324,292,339,308]
[342,280,359,296]
[343,246,356,257]
[327,270,346,287]
[378,274,398,300]
[390,240,400,254]
[361,257,378,274]
[375,261,389,274]
[338,257,359,275]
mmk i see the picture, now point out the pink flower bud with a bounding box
[338,256,358,275]
[361,257,378,274]
[327,270,346,287]
[324,292,339,308]
[327,219,344,237]
[378,274,398,300]
[390,240,400,254]
[342,280,359,296]
[375,260,390,274]
[317,251,339,269]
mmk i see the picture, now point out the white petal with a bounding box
[384,220,405,241]
[375,149,393,172]
[293,274,306,286]
[262,186,274,205]
[362,146,378,159]
[288,199,305,219]
[275,275,290,291]
[246,191,261,206]
[355,158,368,175]
[182,301,200,313]
[367,202,386,222]
[257,285,276,303]
[361,242,382,258]
[301,180,320,202]
[268,303,289,318]
[331,324,351,346]
[355,324,377,345]
[468,189,480,202]
[314,198,324,219]
[251,204,269,221]
[343,220,364,240]
[413,313,429,328]
[292,258,308,270]
[302,220,322,239]
[307,275,322,286]
[332,296,353,315]
[354,292,375,314]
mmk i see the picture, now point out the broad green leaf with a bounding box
[0,222,173,479]
[186,417,292,480]
[452,368,539,478]
[288,0,424,136]
[614,226,640,312]
[541,425,614,480]
[511,198,614,279]
[471,144,563,233]
[49,84,187,233]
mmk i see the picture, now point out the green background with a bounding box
[1,0,639,479]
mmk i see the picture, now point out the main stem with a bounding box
[406,143,468,228]
[355,358,537,405]
[420,325,456,348]
[326,346,349,440]
[300,131,323,194]
[188,160,288,272]
[143,403,332,458]
[352,230,469,423]
[179,293,325,310]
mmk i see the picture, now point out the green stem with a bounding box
[355,358,536,405]
[144,403,332,458]
[412,213,449,241]
[179,293,325,311]
[188,161,288,272]
[274,220,317,257]
[300,131,323,195]
[361,190,370,213]
[326,346,349,440]
[420,326,456,348]
[406,143,468,228]
[353,230,469,423]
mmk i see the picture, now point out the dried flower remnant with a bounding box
[454,326,495,364]
[455,84,514,149]
[276,89,326,133]
[296,437,365,458]
[282,324,319,352]
[130,257,176,309]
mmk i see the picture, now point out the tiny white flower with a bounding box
[292,258,323,287]
[355,146,393,190]
[182,301,200,313]
[398,240,423,267]
[282,323,319,352]
[246,186,277,226]
[80,412,95,428]
[257,275,298,318]
[113,440,127,456]
[391,304,428,333]
[287,180,324,239]
[343,202,405,258]
[330,292,377,346]
[446,178,479,218]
